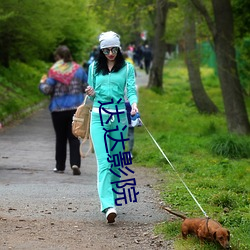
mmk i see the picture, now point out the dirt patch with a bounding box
[0,166,173,250]
[0,215,174,250]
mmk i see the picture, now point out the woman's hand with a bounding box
[85,86,95,97]
[131,103,138,116]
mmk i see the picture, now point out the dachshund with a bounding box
[162,206,231,249]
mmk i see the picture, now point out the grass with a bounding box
[132,58,250,250]
[0,60,50,124]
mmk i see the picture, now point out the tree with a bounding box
[0,0,98,66]
[91,0,155,47]
[232,0,250,96]
[191,0,250,134]
[232,0,250,40]
[184,1,218,114]
[148,0,177,89]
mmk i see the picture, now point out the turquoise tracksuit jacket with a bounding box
[87,62,138,109]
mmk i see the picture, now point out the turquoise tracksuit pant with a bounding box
[90,110,128,212]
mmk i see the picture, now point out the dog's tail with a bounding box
[162,206,187,220]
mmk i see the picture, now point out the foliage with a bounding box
[236,37,250,95]
[210,134,250,159]
[0,60,49,122]
[133,58,250,249]
[232,0,250,95]
[164,2,184,44]
[92,0,155,46]
[232,0,250,39]
[0,0,100,66]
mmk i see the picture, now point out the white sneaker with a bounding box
[105,207,117,223]
[53,168,64,173]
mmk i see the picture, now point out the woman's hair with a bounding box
[54,45,73,63]
[95,48,126,75]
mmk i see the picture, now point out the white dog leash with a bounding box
[139,118,209,218]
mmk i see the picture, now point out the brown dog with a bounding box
[162,207,231,249]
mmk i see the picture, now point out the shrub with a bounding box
[210,191,237,209]
[210,135,250,158]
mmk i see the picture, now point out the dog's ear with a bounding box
[227,230,230,240]
[213,231,217,240]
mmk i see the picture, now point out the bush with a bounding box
[0,60,49,123]
[210,191,237,209]
[210,135,250,159]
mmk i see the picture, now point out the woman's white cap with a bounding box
[99,31,121,49]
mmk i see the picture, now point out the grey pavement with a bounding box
[0,70,169,224]
[135,68,149,88]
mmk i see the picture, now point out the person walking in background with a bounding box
[123,51,134,67]
[88,46,99,64]
[85,31,138,223]
[143,44,152,74]
[86,46,100,72]
[39,45,88,175]
[134,44,144,69]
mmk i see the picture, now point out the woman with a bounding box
[39,45,88,175]
[86,31,138,223]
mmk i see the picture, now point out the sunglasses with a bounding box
[102,47,119,55]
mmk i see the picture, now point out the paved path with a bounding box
[0,70,172,249]
[135,68,149,88]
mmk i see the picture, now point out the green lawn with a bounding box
[133,58,250,250]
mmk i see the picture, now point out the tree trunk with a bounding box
[147,0,169,89]
[212,0,250,134]
[191,0,250,134]
[184,4,218,114]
